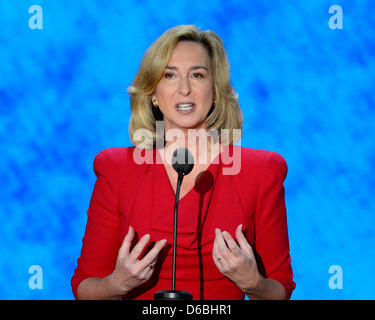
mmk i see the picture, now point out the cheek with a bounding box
[201,87,214,107]
[155,85,174,103]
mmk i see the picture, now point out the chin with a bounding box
[163,113,209,132]
[174,120,207,131]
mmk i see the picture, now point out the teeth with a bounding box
[177,103,193,110]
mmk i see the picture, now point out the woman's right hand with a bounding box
[107,225,167,297]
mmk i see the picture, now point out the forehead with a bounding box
[168,41,210,66]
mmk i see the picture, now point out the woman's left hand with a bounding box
[212,224,261,292]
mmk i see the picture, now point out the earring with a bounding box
[152,99,158,108]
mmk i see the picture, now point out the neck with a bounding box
[162,127,222,167]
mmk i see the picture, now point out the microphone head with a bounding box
[171,148,194,176]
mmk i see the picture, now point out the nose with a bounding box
[178,76,192,96]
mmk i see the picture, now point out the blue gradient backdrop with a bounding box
[0,0,374,299]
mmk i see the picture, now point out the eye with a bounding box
[192,72,204,79]
[164,72,175,79]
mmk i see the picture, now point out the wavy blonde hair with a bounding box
[127,25,242,148]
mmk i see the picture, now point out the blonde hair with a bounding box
[127,25,243,148]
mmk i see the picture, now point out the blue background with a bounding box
[1,0,374,299]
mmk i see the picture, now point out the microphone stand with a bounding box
[154,169,193,300]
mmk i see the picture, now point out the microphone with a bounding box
[171,147,194,176]
[154,148,194,300]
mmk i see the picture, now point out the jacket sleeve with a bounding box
[254,152,296,299]
[71,149,122,299]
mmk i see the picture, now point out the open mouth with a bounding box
[175,103,196,114]
[176,103,194,111]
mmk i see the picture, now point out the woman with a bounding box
[71,25,295,300]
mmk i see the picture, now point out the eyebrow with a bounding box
[165,65,209,72]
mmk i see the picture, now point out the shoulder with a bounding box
[93,146,137,176]
[229,145,288,177]
[239,146,286,166]
[94,146,136,165]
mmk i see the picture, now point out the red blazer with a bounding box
[71,145,295,299]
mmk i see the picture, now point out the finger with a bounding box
[138,267,151,282]
[118,225,134,258]
[212,234,230,270]
[138,239,167,269]
[139,258,157,280]
[235,224,253,254]
[128,233,150,263]
[222,231,242,257]
[212,235,219,258]
[212,237,221,265]
[215,228,231,257]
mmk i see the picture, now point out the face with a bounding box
[152,41,214,133]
